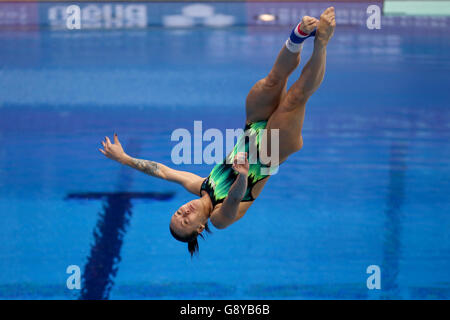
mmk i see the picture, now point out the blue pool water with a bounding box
[0,24,449,300]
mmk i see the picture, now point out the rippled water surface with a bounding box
[0,26,449,299]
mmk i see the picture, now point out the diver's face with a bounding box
[170,199,206,237]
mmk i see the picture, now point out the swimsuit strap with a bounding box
[200,177,220,207]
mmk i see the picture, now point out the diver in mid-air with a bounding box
[100,7,336,256]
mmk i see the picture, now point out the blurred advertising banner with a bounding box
[1,1,449,30]
[0,1,39,30]
[39,2,247,29]
[1,1,373,30]
[42,2,149,29]
[0,0,376,2]
[246,1,384,26]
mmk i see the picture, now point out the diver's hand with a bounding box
[232,152,249,177]
[99,133,130,164]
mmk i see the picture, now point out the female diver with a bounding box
[99,8,336,256]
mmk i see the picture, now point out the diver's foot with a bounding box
[315,7,336,47]
[285,15,319,53]
[299,16,319,35]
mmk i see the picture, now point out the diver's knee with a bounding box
[295,136,304,152]
[289,86,309,104]
[281,92,307,113]
[284,136,304,156]
[265,72,284,89]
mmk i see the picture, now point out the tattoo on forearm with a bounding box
[132,159,160,177]
[229,174,247,201]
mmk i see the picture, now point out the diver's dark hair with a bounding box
[170,223,212,257]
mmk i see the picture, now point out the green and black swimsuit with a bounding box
[200,120,276,207]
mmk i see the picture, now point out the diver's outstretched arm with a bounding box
[99,134,204,195]
[124,157,204,195]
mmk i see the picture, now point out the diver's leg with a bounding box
[245,16,318,123]
[266,7,336,162]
